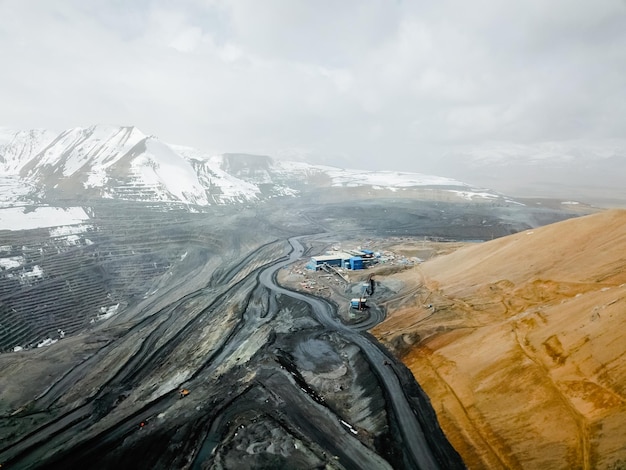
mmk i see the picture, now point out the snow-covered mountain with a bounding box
[0,124,503,210]
[0,128,57,174]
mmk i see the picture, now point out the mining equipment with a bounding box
[321,263,349,283]
[350,281,370,310]
[350,297,367,310]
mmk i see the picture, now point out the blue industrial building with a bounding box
[349,257,364,270]
[308,254,349,269]
[308,249,375,271]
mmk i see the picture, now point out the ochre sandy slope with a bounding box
[373,209,626,469]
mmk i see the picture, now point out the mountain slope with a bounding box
[373,209,626,469]
[0,125,512,209]
[19,125,144,181]
[0,128,57,174]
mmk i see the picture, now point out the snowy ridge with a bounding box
[20,125,146,183]
[128,139,209,205]
[0,128,57,174]
[0,124,505,209]
[174,147,262,204]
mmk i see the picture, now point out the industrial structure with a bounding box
[304,247,378,311]
[350,276,374,310]
[307,248,379,271]
[350,297,367,310]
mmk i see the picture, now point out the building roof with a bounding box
[311,253,352,262]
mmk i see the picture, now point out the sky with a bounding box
[1,0,625,196]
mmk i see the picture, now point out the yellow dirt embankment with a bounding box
[373,209,626,469]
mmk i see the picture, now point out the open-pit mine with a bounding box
[0,194,591,469]
[1,126,604,469]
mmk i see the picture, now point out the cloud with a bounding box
[0,0,625,184]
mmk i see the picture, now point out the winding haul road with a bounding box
[260,237,460,470]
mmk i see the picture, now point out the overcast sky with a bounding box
[1,0,625,178]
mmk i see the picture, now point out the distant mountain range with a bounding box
[0,125,511,208]
[443,141,626,205]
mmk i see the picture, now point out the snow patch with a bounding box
[21,265,44,280]
[0,176,37,207]
[0,256,24,269]
[91,303,120,322]
[64,235,81,246]
[0,206,89,231]
[322,167,466,188]
[36,337,58,348]
[49,224,91,237]
[448,190,499,201]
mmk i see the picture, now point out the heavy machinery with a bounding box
[350,297,367,310]
[350,277,372,310]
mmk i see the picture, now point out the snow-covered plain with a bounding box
[0,206,90,231]
[321,167,465,188]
